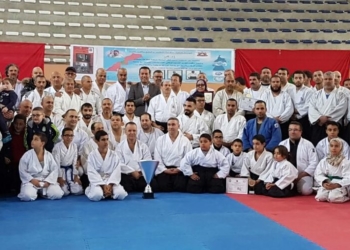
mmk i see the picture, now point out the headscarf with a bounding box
[326,138,345,167]
[195,79,208,93]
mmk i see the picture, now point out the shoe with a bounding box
[2,134,12,143]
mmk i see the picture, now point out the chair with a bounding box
[259,39,271,43]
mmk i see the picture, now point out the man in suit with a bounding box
[128,66,161,116]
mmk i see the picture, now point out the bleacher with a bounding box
[0,0,349,63]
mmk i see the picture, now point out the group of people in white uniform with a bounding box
[1,64,350,204]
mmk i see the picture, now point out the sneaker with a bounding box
[2,134,12,143]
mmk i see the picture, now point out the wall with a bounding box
[43,64,222,92]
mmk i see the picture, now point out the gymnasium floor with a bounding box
[0,193,346,250]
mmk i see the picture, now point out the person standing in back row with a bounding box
[128,66,161,116]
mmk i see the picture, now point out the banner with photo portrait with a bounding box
[70,45,235,84]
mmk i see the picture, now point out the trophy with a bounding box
[138,160,159,199]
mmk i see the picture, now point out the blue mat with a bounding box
[0,193,321,250]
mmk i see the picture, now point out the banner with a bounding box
[0,42,45,80]
[235,49,350,87]
[71,45,234,83]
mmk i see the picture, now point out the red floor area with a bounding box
[228,194,350,250]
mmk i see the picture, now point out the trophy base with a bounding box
[143,192,154,199]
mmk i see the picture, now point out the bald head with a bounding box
[42,95,54,103]
[50,71,63,89]
[32,67,43,78]
[324,71,335,79]
[19,100,33,117]
[81,75,92,90]
[96,68,106,85]
[117,68,127,84]
[334,71,341,87]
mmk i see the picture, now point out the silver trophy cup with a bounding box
[138,160,159,199]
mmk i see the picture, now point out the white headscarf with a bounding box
[326,138,344,167]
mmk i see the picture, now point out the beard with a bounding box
[83,114,92,119]
[271,86,281,93]
[261,75,270,83]
[184,110,192,116]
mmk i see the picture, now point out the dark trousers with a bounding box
[156,121,168,134]
[0,162,21,195]
[156,166,188,192]
[280,121,290,140]
[187,165,225,194]
[121,173,159,193]
[341,123,350,146]
[229,170,240,177]
[255,178,296,198]
[310,123,327,146]
[297,116,311,141]
[80,174,90,190]
[0,112,9,135]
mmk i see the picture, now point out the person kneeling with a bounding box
[85,131,128,201]
[315,138,350,203]
[18,132,64,201]
[255,145,298,198]
[180,133,230,193]
[52,128,83,196]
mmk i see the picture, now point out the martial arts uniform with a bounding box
[93,82,113,101]
[194,110,215,132]
[316,138,350,160]
[94,115,112,133]
[227,152,247,176]
[53,91,82,116]
[18,149,64,201]
[212,89,243,117]
[212,145,231,157]
[243,87,266,120]
[242,117,282,152]
[137,127,164,159]
[174,90,190,105]
[49,112,64,129]
[260,90,294,140]
[213,114,246,144]
[117,140,155,192]
[154,133,192,192]
[108,129,126,149]
[44,86,64,96]
[123,115,141,131]
[279,138,319,195]
[314,158,350,203]
[293,85,313,140]
[282,83,296,104]
[180,147,230,193]
[57,126,89,155]
[52,141,83,196]
[256,159,298,198]
[80,137,99,189]
[148,92,183,133]
[240,150,273,180]
[77,118,94,138]
[80,90,102,115]
[22,89,52,108]
[104,82,127,114]
[85,148,128,201]
[308,88,347,146]
[177,114,210,148]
